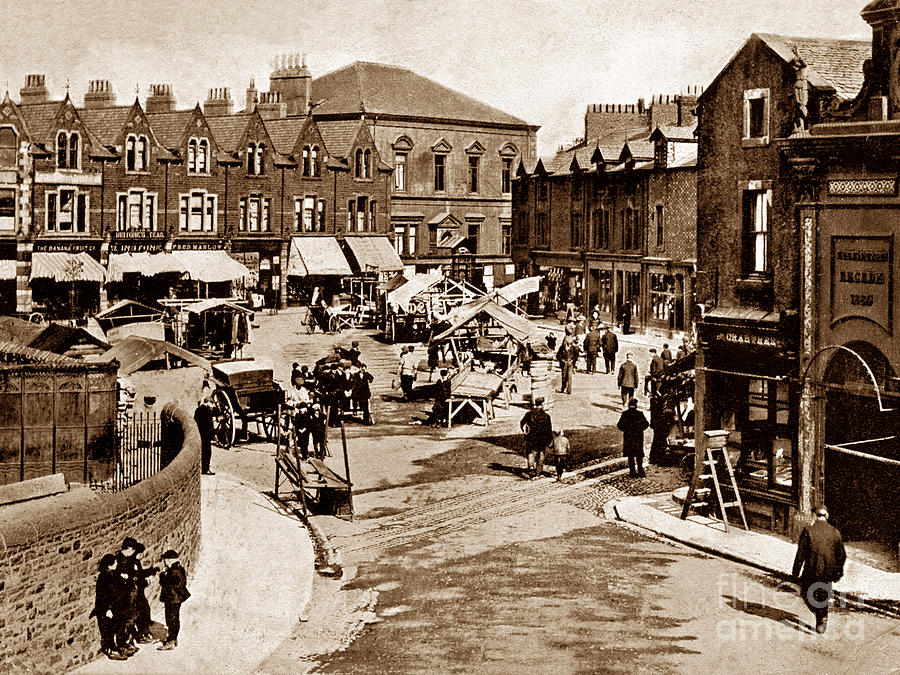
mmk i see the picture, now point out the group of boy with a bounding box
[519,397,570,481]
[91,537,189,660]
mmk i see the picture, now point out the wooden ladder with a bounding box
[681,444,748,531]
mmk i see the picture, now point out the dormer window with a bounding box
[126,134,149,172]
[302,146,310,176]
[188,137,210,174]
[247,142,265,175]
[0,127,17,169]
[311,146,320,177]
[743,88,770,148]
[56,131,80,170]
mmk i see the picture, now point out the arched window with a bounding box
[187,138,197,173]
[0,127,17,169]
[67,132,80,169]
[311,146,319,177]
[199,139,209,173]
[247,142,256,174]
[137,136,148,171]
[302,146,310,176]
[57,131,68,168]
[126,135,136,171]
[255,143,265,175]
[364,149,371,178]
[355,149,363,178]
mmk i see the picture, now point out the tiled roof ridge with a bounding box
[755,32,870,46]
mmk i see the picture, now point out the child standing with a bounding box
[157,550,190,650]
[552,429,570,481]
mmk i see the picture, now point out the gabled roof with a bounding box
[263,116,308,155]
[146,110,194,148]
[315,119,362,159]
[622,140,654,162]
[311,61,534,127]
[206,113,252,153]
[756,34,869,100]
[100,335,211,376]
[651,124,697,141]
[18,100,64,143]
[77,105,132,144]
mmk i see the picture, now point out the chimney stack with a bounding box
[203,87,234,117]
[861,0,900,118]
[84,79,116,109]
[257,91,287,119]
[269,52,311,116]
[245,78,258,113]
[146,83,176,114]
[19,74,49,105]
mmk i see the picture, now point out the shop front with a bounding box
[696,309,800,530]
[29,240,105,320]
[286,236,353,305]
[532,253,584,318]
[644,260,691,334]
[586,260,614,325]
[106,232,184,307]
[229,238,284,309]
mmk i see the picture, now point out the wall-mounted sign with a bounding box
[831,235,892,333]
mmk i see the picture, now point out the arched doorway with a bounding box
[823,341,900,544]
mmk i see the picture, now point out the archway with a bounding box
[823,341,900,543]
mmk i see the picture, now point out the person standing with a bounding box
[644,348,666,397]
[194,381,216,476]
[90,554,129,660]
[310,402,328,458]
[601,325,619,375]
[520,397,553,480]
[617,353,639,406]
[351,364,375,425]
[157,550,190,650]
[661,343,673,366]
[131,542,159,644]
[429,368,452,427]
[622,299,632,334]
[399,345,418,401]
[617,398,649,477]
[293,402,313,460]
[583,324,602,374]
[551,429,570,482]
[557,337,576,394]
[114,537,141,655]
[346,340,362,365]
[792,507,846,634]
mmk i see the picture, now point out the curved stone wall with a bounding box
[0,405,201,672]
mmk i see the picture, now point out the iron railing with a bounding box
[97,412,163,492]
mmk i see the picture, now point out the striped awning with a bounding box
[342,236,404,273]
[107,252,188,282]
[287,236,352,276]
[173,250,251,284]
[30,252,106,283]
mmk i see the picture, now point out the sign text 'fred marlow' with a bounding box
[831,235,892,332]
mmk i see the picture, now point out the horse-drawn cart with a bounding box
[210,359,286,448]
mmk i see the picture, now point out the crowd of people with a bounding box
[91,537,189,660]
[285,340,375,461]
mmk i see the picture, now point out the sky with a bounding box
[1,0,874,155]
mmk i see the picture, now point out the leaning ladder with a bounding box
[681,441,748,532]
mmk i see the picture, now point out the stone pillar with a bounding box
[16,240,32,313]
[279,239,290,308]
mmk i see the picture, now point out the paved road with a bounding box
[233,311,900,673]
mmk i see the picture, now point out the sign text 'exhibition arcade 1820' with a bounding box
[831,235,892,333]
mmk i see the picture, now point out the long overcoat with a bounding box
[617,408,649,457]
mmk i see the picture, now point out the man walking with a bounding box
[557,336,576,394]
[792,507,846,634]
[399,345,418,401]
[601,325,618,374]
[351,364,375,425]
[644,348,666,397]
[617,352,639,406]
[520,397,553,480]
[617,398,649,477]
[583,324,602,374]
[194,381,216,475]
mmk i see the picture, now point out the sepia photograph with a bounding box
[0,0,899,672]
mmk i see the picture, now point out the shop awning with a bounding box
[173,250,251,284]
[183,298,253,315]
[434,297,545,345]
[107,252,188,282]
[30,252,106,283]
[100,335,212,376]
[287,237,352,276]
[386,272,443,313]
[342,236,404,274]
[0,259,15,280]
[491,276,541,305]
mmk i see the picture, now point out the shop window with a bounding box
[46,188,87,233]
[743,88,770,147]
[742,189,771,276]
[597,269,613,314]
[434,153,446,192]
[0,127,17,169]
[116,190,157,231]
[0,187,15,229]
[394,152,407,191]
[179,191,217,232]
[501,157,512,194]
[649,273,672,322]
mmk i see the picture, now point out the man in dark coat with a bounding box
[194,381,215,475]
[617,353,639,406]
[310,403,328,458]
[157,549,190,650]
[557,337,576,394]
[113,537,141,654]
[792,507,846,634]
[583,325,602,374]
[90,554,128,660]
[346,340,362,365]
[131,542,159,644]
[520,397,553,480]
[351,364,375,425]
[429,369,452,427]
[601,325,619,374]
[617,398,649,477]
[644,348,666,397]
[621,300,632,334]
[293,402,313,460]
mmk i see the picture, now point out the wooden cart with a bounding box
[209,359,286,448]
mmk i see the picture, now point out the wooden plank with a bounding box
[308,457,351,489]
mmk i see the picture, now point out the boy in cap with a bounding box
[520,397,553,480]
[90,554,129,660]
[114,537,141,653]
[157,550,190,650]
[551,429,570,481]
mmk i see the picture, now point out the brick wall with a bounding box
[0,405,201,672]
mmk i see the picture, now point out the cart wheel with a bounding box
[261,411,282,442]
[328,315,340,334]
[679,453,695,481]
[212,389,236,448]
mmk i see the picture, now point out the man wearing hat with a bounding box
[347,340,362,365]
[157,550,190,650]
[131,541,159,644]
[351,363,375,425]
[792,506,846,634]
[90,554,129,660]
[617,353,639,406]
[114,537,141,652]
[520,397,553,480]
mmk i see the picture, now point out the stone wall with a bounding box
[0,405,201,672]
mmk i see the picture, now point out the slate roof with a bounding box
[147,110,193,148]
[316,119,361,158]
[311,61,533,127]
[756,34,870,100]
[624,141,654,161]
[263,117,307,155]
[77,106,131,144]
[18,101,63,142]
[206,114,250,152]
[652,124,697,141]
